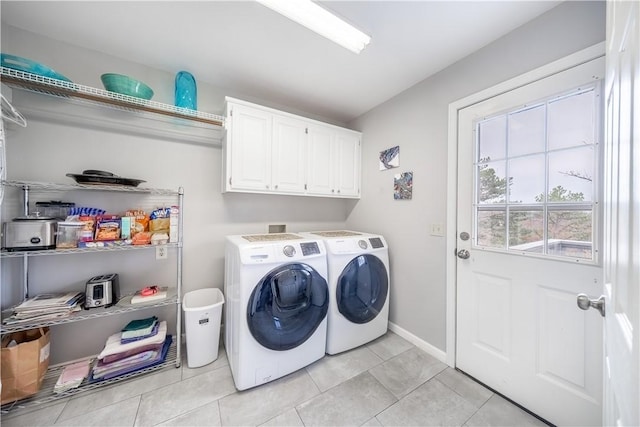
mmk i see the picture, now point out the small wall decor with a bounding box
[379,145,400,170]
[394,171,413,200]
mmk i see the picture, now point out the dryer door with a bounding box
[247,263,329,351]
[337,254,388,324]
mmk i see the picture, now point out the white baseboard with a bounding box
[388,321,449,365]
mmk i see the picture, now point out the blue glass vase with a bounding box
[175,71,197,110]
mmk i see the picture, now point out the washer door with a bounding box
[337,254,388,324]
[247,263,329,351]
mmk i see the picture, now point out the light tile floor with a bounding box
[1,331,549,426]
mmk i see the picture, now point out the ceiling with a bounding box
[1,1,560,123]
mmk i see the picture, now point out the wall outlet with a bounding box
[155,245,168,260]
[430,223,445,237]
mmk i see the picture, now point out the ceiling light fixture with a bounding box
[256,0,371,54]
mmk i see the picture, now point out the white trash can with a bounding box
[183,288,225,368]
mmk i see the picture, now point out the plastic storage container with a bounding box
[183,288,224,368]
[35,201,75,219]
[56,221,84,248]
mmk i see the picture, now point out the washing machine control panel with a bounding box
[369,237,384,248]
[300,242,321,256]
[282,245,296,257]
[358,240,368,249]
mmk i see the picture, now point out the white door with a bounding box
[272,115,307,194]
[456,57,605,426]
[602,1,640,425]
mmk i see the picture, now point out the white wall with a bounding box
[346,1,605,352]
[1,25,354,363]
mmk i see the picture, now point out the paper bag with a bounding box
[1,327,50,404]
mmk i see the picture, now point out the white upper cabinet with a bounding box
[334,129,361,197]
[306,124,334,196]
[223,97,361,198]
[226,103,272,191]
[306,125,361,197]
[272,115,307,194]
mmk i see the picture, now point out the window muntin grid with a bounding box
[473,84,600,262]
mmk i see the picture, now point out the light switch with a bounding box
[430,223,445,237]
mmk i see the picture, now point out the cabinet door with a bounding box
[334,130,361,197]
[272,115,307,194]
[228,104,272,191]
[306,124,334,195]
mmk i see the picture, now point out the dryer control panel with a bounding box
[324,236,387,254]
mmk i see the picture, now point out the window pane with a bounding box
[508,154,545,203]
[508,105,545,156]
[478,116,506,162]
[478,161,506,204]
[477,210,506,248]
[473,84,598,262]
[548,90,596,150]
[548,146,594,202]
[548,210,593,259]
[509,210,544,250]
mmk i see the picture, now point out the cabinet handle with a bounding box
[266,185,269,189]
[275,185,278,189]
[337,190,341,194]
[332,189,335,193]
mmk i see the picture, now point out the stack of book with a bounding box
[2,291,85,326]
[91,316,171,381]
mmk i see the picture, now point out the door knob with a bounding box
[457,249,470,259]
[577,293,605,317]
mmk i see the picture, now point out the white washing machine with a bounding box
[301,230,390,355]
[224,233,329,390]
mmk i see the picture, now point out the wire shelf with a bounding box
[1,289,179,334]
[0,241,179,259]
[0,343,179,415]
[0,67,224,127]
[1,180,180,196]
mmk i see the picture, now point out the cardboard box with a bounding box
[169,206,179,243]
[1,327,50,404]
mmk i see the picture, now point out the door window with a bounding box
[474,85,600,261]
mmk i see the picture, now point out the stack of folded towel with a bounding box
[91,316,172,381]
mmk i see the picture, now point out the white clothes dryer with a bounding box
[301,230,390,355]
[224,233,329,390]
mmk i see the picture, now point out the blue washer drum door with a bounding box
[336,254,388,324]
[247,263,329,351]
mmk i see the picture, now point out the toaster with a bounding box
[1,218,57,251]
[85,274,120,309]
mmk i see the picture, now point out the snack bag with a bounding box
[94,215,121,241]
[149,207,171,235]
[125,210,149,237]
[78,215,96,242]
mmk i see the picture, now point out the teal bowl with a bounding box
[100,73,154,100]
[1,53,72,82]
